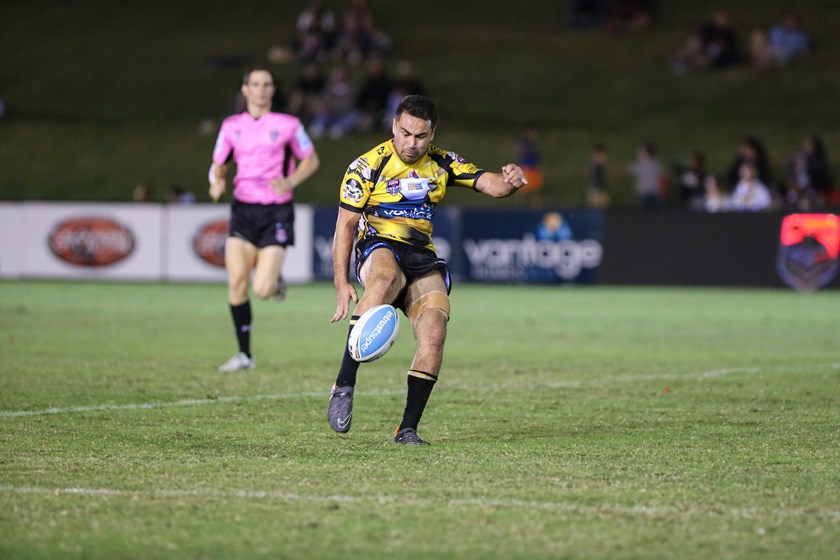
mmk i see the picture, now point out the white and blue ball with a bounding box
[348,304,400,363]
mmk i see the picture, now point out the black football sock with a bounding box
[334,315,361,387]
[398,370,438,432]
[230,301,252,358]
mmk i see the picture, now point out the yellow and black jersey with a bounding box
[339,140,484,251]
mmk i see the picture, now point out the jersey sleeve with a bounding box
[211,119,234,165]
[289,119,315,160]
[338,155,373,212]
[430,148,485,190]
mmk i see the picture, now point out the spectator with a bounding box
[629,143,665,210]
[701,175,732,213]
[674,150,708,210]
[727,136,772,192]
[309,64,358,139]
[750,12,810,73]
[286,62,326,126]
[670,10,739,75]
[731,162,773,212]
[133,182,154,203]
[516,121,544,206]
[165,185,196,204]
[786,135,834,210]
[354,56,392,133]
[586,143,610,208]
[267,1,336,65]
[336,0,391,65]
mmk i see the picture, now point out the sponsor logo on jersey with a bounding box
[193,219,229,267]
[48,217,135,267]
[269,130,279,142]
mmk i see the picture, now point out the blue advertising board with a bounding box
[460,209,604,284]
[312,206,458,282]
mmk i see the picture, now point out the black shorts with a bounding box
[229,200,295,248]
[355,236,451,309]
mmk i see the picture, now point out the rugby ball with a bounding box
[348,304,400,363]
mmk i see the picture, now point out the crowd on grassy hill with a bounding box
[260,0,425,140]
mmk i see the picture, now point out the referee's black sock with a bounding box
[334,315,361,387]
[230,301,252,358]
[398,370,438,432]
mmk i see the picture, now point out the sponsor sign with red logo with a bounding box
[48,217,135,267]
[193,219,228,268]
[777,213,840,291]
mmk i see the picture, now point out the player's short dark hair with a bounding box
[242,64,277,86]
[395,95,438,129]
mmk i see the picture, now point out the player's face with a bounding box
[242,70,276,112]
[392,113,435,165]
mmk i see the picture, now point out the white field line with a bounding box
[2,363,838,419]
[0,484,836,520]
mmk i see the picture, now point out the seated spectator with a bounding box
[750,12,810,73]
[336,0,391,65]
[670,10,739,74]
[309,65,357,139]
[730,163,773,212]
[267,0,336,65]
[674,150,709,209]
[701,175,732,213]
[629,143,665,210]
[727,136,772,192]
[133,182,154,203]
[286,62,326,126]
[354,56,392,133]
[165,185,196,205]
[785,135,834,210]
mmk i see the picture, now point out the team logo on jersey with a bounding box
[386,179,401,195]
[777,213,840,291]
[269,130,279,142]
[343,178,364,203]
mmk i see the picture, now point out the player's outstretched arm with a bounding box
[331,208,362,323]
[475,164,528,198]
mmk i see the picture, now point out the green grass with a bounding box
[2,0,840,207]
[1,280,838,559]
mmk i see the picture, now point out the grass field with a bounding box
[0,280,838,559]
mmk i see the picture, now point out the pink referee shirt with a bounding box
[212,112,315,205]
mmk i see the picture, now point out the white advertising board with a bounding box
[17,202,163,280]
[164,204,313,282]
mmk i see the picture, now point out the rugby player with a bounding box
[327,95,527,444]
[209,65,320,372]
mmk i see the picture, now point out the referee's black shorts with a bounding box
[229,200,295,249]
